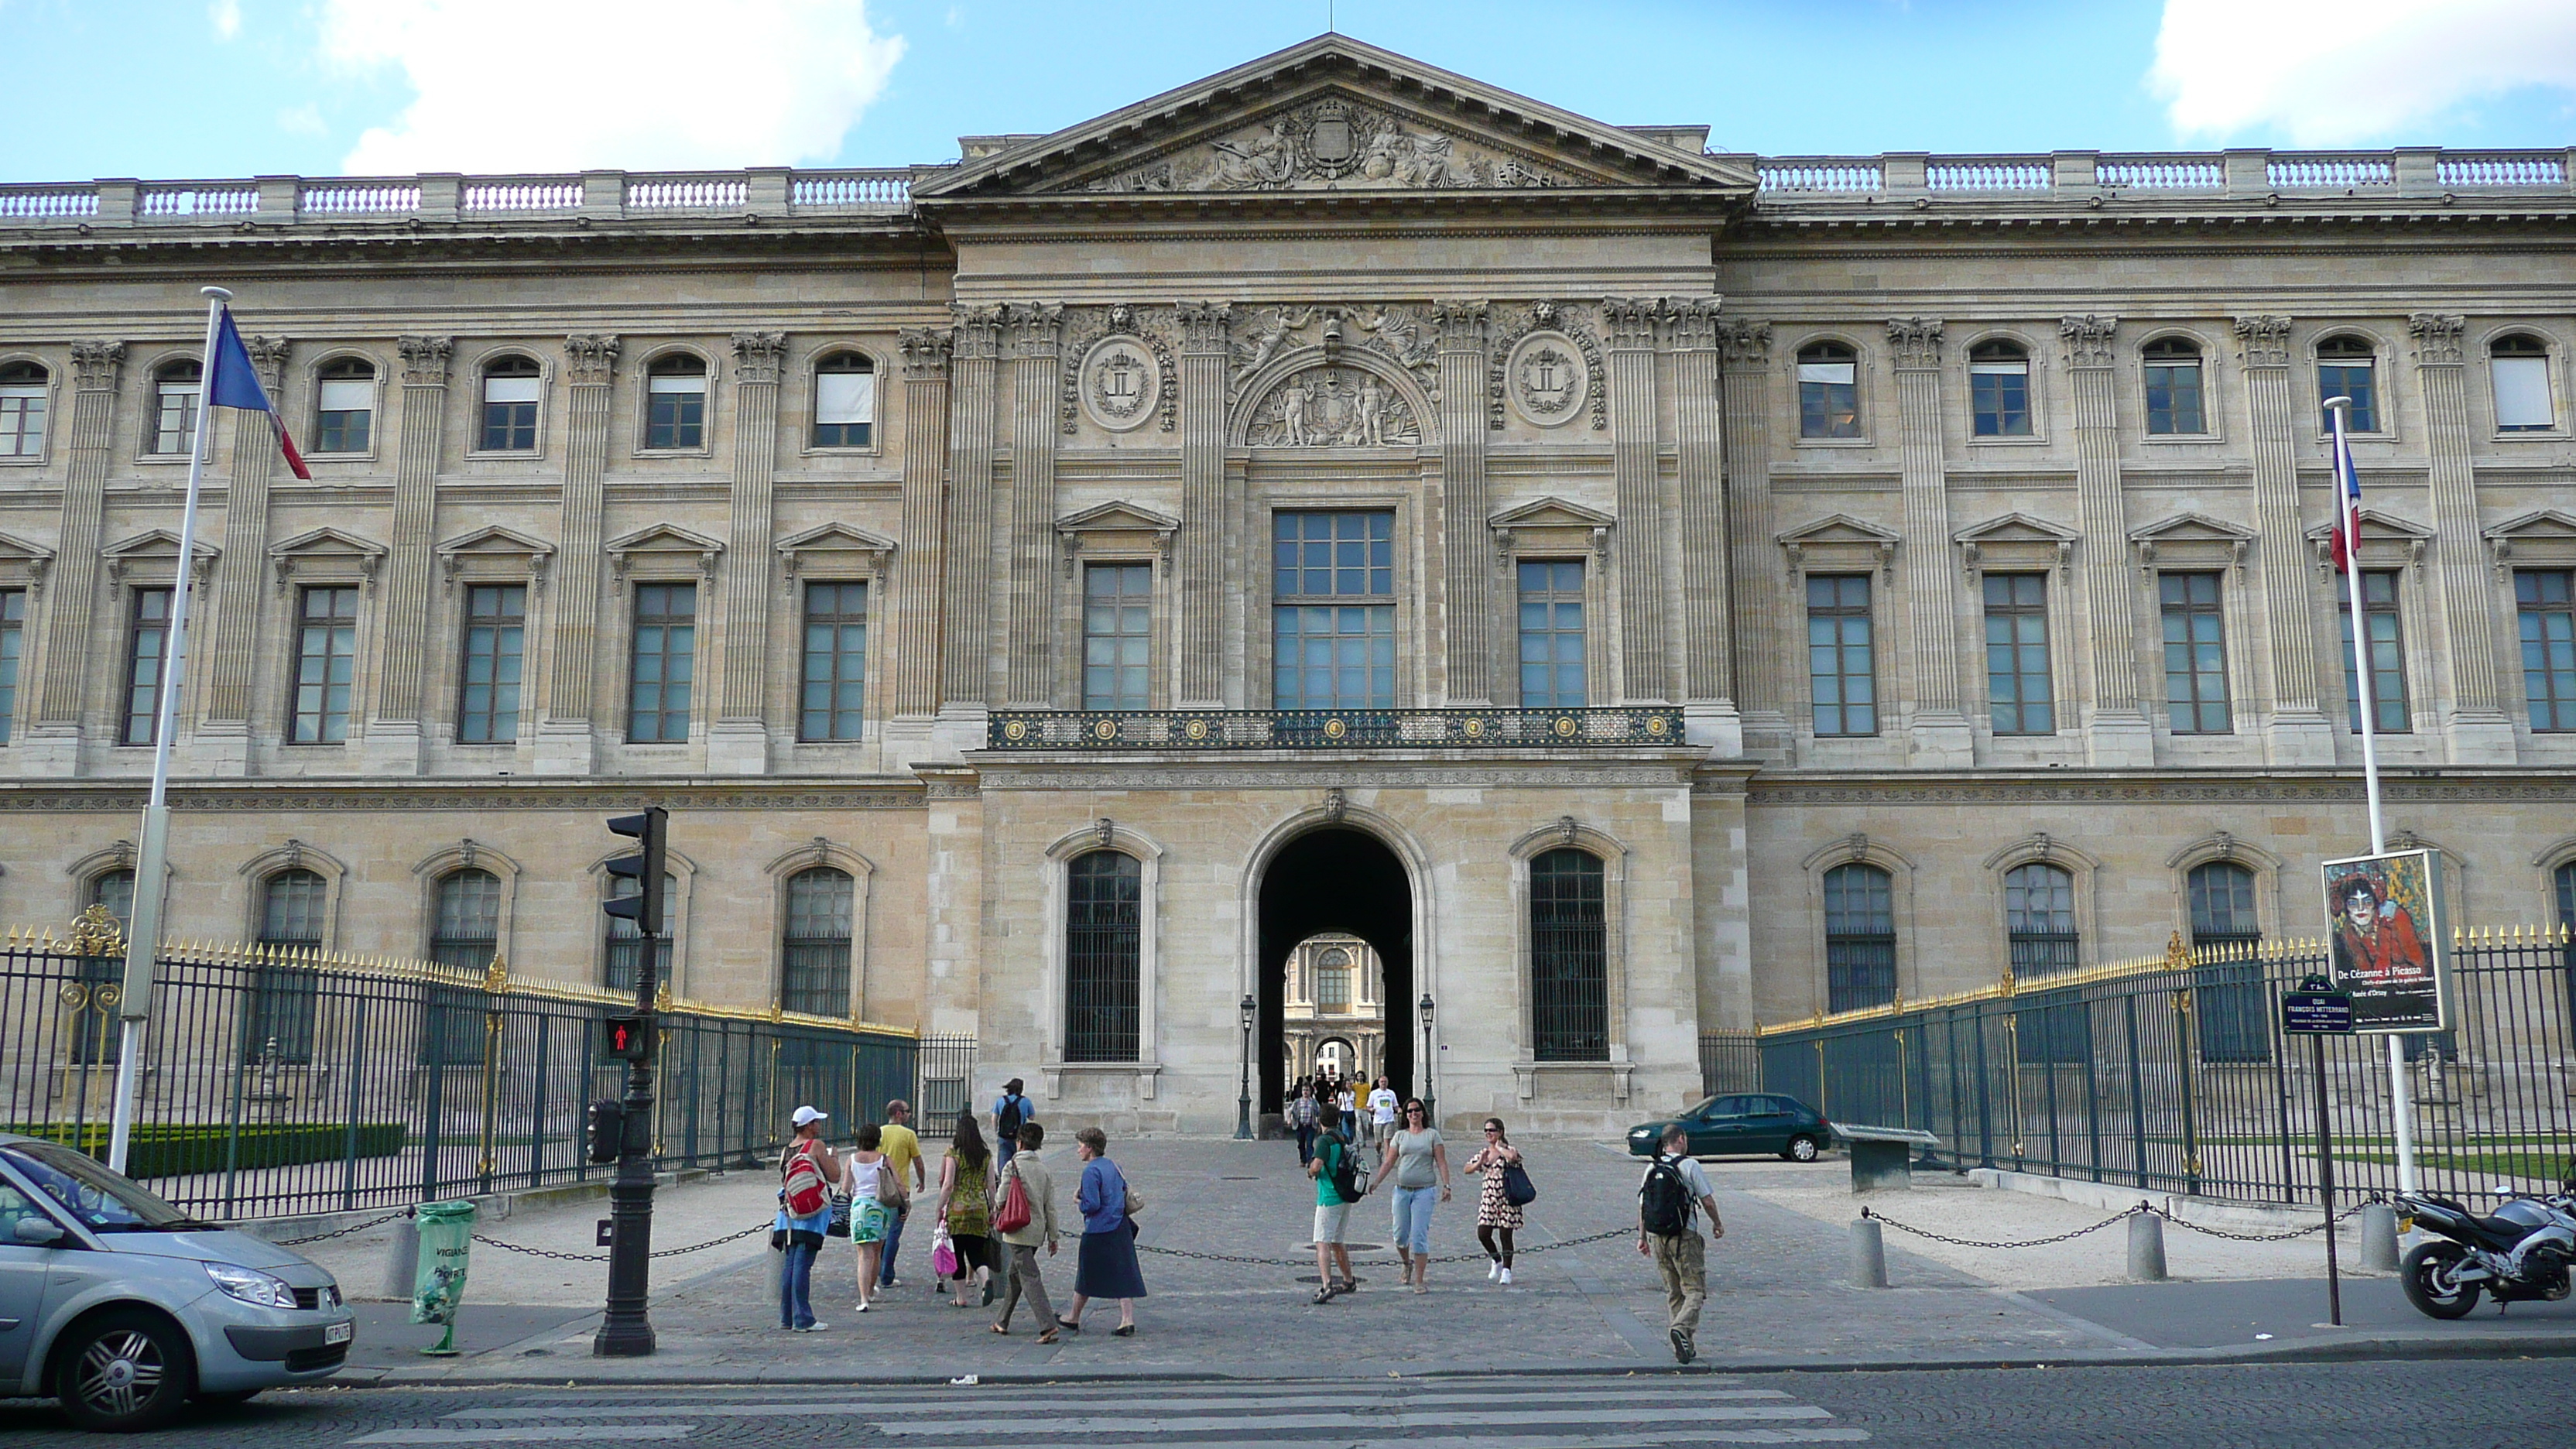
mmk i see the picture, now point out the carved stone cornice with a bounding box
[1601,299,1661,351]
[951,305,1005,361]
[2232,315,2293,369]
[1886,317,1944,370]
[562,334,621,386]
[898,327,953,382]
[1667,299,1724,352]
[727,331,788,385]
[396,335,453,387]
[242,335,289,391]
[1176,302,1235,355]
[69,341,125,391]
[1718,319,1773,368]
[2408,313,2467,366]
[1434,300,1490,352]
[2059,315,2118,370]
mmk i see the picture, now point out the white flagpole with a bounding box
[104,285,231,1175]
[2325,395,2417,1197]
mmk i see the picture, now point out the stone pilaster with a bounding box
[25,341,125,774]
[711,331,786,774]
[534,334,617,774]
[1434,300,1490,704]
[1673,300,1738,752]
[1604,300,1669,702]
[355,335,451,775]
[887,329,951,725]
[938,308,1002,719]
[1888,318,1971,765]
[1719,320,1789,756]
[195,334,294,775]
[1174,302,1232,709]
[1005,304,1064,708]
[2230,314,2334,764]
[2060,316,2153,766]
[2408,312,2516,762]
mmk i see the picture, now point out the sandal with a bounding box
[1312,1286,1337,1304]
[990,1324,1009,1335]
[1057,1319,1082,1333]
[1112,1323,1136,1337]
[1036,1330,1060,1345]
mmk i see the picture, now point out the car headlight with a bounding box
[205,1261,298,1310]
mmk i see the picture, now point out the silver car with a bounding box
[0,1132,355,1431]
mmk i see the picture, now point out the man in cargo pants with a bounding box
[1637,1122,1724,1363]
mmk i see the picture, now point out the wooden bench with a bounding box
[1830,1123,1941,1191]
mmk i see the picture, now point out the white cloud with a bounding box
[2153,0,2576,145]
[320,0,905,175]
[209,0,240,39]
[276,102,327,139]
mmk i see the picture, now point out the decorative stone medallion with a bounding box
[1507,331,1589,426]
[1245,365,1422,447]
[1081,336,1162,432]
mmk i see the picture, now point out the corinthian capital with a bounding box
[2408,313,2466,366]
[563,334,621,385]
[69,341,125,390]
[951,305,1005,361]
[1601,299,1661,350]
[1434,300,1490,351]
[1886,317,1944,369]
[1175,302,1235,354]
[1718,319,1773,367]
[398,335,454,386]
[242,335,291,391]
[2058,315,2119,369]
[898,327,953,382]
[1004,303,1065,359]
[1667,299,1725,351]
[729,331,789,385]
[2232,315,2293,369]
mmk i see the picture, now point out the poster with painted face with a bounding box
[2320,848,2449,1033]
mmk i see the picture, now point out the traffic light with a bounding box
[602,806,668,944]
[586,1099,625,1164]
[601,1012,654,1062]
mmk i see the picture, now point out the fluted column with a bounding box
[26,341,125,773]
[1434,300,1491,704]
[192,334,293,775]
[938,308,1002,714]
[1719,321,1788,755]
[1005,304,1064,707]
[355,335,451,775]
[1889,318,1971,766]
[1673,300,1738,749]
[710,331,786,773]
[2409,312,2516,762]
[2228,314,2334,764]
[534,334,617,774]
[1175,302,1232,709]
[2060,316,2153,766]
[1605,300,1670,702]
[888,329,951,723]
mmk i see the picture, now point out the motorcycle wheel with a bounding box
[2400,1241,2481,1319]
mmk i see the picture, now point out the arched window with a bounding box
[149,359,200,454]
[812,351,875,447]
[1968,339,2032,437]
[1797,341,1861,438]
[2491,334,2555,432]
[430,868,502,970]
[780,867,855,1017]
[2004,862,2078,978]
[1822,862,1896,1013]
[72,870,137,1065]
[2142,337,2204,434]
[250,869,326,1064]
[2317,334,2379,433]
[312,357,375,453]
[1316,947,1352,1013]
[0,360,47,457]
[643,353,707,450]
[2188,860,2269,1063]
[604,872,676,992]
[1530,848,1608,1062]
[1064,851,1141,1062]
[479,355,540,451]
[2187,862,2259,947]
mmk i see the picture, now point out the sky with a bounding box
[2,0,2572,183]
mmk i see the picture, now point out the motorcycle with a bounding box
[2394,1159,2576,1320]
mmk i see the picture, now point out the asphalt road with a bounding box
[1,1359,2567,1446]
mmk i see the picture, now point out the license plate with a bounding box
[323,1321,354,1345]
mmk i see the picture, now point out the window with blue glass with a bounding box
[1982,573,2054,735]
[1516,560,1586,707]
[2160,571,2231,734]
[627,582,695,742]
[1968,340,2031,437]
[798,581,868,741]
[2317,335,2379,433]
[643,355,706,450]
[1805,574,1876,736]
[2143,337,2206,434]
[478,355,540,451]
[1272,511,1394,710]
[2338,570,2410,733]
[2521,569,2576,732]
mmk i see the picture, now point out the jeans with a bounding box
[779,1235,820,1329]
[1294,1123,1317,1164]
[878,1203,908,1285]
[1390,1184,1437,1255]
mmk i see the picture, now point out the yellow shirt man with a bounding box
[879,1121,923,1192]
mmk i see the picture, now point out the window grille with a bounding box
[780,868,855,1017]
[249,869,324,1064]
[1530,848,1608,1062]
[1822,862,1896,1012]
[1064,851,1142,1063]
[2189,862,2269,1064]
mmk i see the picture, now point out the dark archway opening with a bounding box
[1258,827,1414,1115]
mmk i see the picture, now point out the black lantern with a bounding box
[1416,992,1436,1125]
[1234,992,1258,1140]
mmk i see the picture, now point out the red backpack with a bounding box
[783,1141,828,1218]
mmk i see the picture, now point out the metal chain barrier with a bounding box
[471,1221,774,1263]
[1862,1199,2375,1249]
[2156,1201,2372,1242]
[269,1209,410,1246]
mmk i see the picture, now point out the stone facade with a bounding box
[1,38,2573,1133]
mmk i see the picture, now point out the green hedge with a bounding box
[5,1122,406,1178]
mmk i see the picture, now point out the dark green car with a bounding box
[1626,1093,1830,1162]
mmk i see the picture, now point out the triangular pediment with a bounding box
[776,522,898,577]
[2485,508,2576,543]
[1777,514,1903,550]
[2301,507,2433,543]
[2129,512,2256,545]
[605,523,726,557]
[269,526,386,562]
[915,36,1749,201]
[437,525,553,561]
[1489,496,1615,531]
[101,529,218,576]
[1954,512,2079,548]
[1056,501,1180,536]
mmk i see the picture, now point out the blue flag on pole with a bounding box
[205,307,311,479]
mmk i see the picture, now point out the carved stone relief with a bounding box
[1506,333,1588,427]
[1485,302,1606,431]
[1227,304,1440,403]
[1245,366,1420,448]
[1074,98,1574,194]
[1061,305,1177,433]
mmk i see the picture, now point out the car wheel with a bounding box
[1782,1134,1822,1163]
[54,1307,195,1433]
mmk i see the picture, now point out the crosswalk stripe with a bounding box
[444,1388,1793,1421]
[867,1432,1866,1449]
[872,1405,1834,1435]
[349,1430,694,1446]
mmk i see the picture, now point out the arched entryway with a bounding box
[1257,827,1415,1115]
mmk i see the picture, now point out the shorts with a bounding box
[1313,1201,1352,1244]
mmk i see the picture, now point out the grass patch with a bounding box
[2324,1148,2574,1180]
[5,1122,406,1178]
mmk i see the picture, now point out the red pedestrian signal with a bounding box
[601,1013,653,1063]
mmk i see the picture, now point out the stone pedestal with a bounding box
[360,721,425,776]
[705,721,769,776]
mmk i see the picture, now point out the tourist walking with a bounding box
[1376,1098,1451,1293]
[876,1098,927,1293]
[773,1105,838,1333]
[1289,1083,1321,1165]
[841,1122,896,1313]
[1334,1081,1358,1145]
[1062,1127,1146,1335]
[1461,1117,1525,1284]
[935,1112,999,1308]
[1365,1076,1398,1147]
[1637,1121,1725,1364]
[1304,1101,1360,1302]
[993,1078,1036,1170]
[990,1122,1063,1343]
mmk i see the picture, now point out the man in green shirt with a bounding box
[1305,1102,1360,1302]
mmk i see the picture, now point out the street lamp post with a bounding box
[1235,992,1258,1139]
[1416,992,1436,1125]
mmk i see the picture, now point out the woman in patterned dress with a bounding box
[1462,1116,1524,1285]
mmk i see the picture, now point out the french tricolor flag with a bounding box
[2328,413,2362,574]
[205,306,311,480]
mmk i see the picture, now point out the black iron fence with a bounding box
[0,930,916,1221]
[913,1035,978,1137]
[1758,927,2576,1206]
[1699,1029,1762,1097]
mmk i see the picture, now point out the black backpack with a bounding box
[996,1094,1025,1143]
[1639,1153,1691,1237]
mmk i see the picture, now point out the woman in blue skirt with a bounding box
[1060,1126,1146,1334]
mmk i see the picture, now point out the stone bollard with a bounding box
[382,1213,420,1303]
[2127,1208,2168,1282]
[2360,1201,2400,1273]
[1851,1214,1889,1288]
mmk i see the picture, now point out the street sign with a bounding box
[2281,990,2355,1036]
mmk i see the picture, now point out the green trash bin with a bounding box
[410,1200,478,1355]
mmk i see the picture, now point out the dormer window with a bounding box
[1797,342,1860,438]
[2492,334,2554,432]
[1968,340,2031,437]
[644,355,706,450]
[313,358,375,453]
[812,351,875,448]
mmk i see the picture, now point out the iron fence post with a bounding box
[529,1012,550,1190]
[2123,993,2148,1189]
[420,987,447,1204]
[340,995,368,1212]
[2172,987,2201,1195]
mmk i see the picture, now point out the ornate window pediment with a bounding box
[437,525,553,591]
[2303,507,2432,573]
[776,522,896,579]
[2484,507,2576,574]
[1777,514,1899,577]
[101,529,217,584]
[1491,495,1613,564]
[2129,512,2254,574]
[1953,512,2078,578]
[269,526,386,596]
[1057,501,1177,571]
[0,528,53,592]
[605,522,724,583]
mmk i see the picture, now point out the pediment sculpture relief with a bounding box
[1228,303,1442,402]
[1246,366,1421,448]
[1075,98,1573,194]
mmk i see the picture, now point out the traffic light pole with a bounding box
[595,807,666,1358]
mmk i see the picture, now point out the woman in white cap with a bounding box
[775,1106,838,1332]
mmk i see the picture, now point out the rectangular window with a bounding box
[798,581,868,741]
[1805,574,1876,736]
[1516,560,1587,707]
[2338,569,2410,734]
[2144,358,2205,434]
[289,585,360,744]
[1970,361,2032,437]
[627,583,696,742]
[0,382,44,457]
[480,376,540,450]
[2160,571,2232,734]
[2520,569,2576,732]
[2319,360,2378,432]
[1272,511,1395,711]
[1082,564,1152,711]
[314,378,372,453]
[1982,573,2054,735]
[121,587,173,745]
[0,588,20,745]
[1797,358,1861,438]
[150,382,198,455]
[813,369,875,447]
[645,374,705,449]
[2494,356,2555,431]
[457,584,525,744]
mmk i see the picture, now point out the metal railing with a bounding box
[1698,1030,1762,1098]
[987,705,1687,751]
[1757,927,2576,1207]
